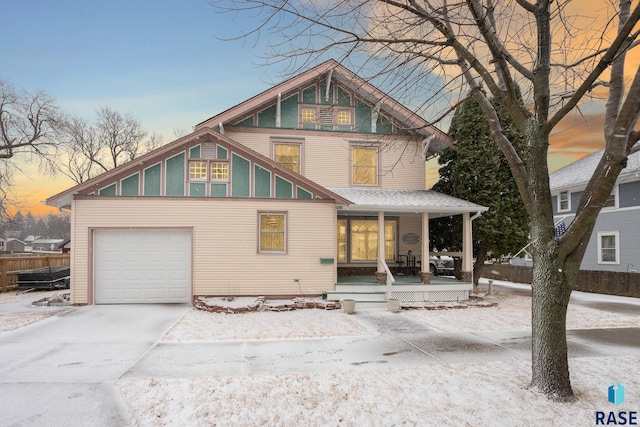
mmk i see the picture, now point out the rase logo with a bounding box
[610,383,626,406]
[596,383,637,426]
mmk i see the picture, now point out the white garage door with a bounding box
[94,229,191,304]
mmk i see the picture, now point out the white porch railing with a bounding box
[382,259,395,299]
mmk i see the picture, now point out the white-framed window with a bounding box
[558,191,570,212]
[597,231,620,264]
[352,145,379,185]
[259,212,287,253]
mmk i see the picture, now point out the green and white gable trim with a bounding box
[47,129,349,210]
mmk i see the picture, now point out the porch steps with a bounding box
[327,279,473,306]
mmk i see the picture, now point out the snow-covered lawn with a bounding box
[118,290,640,426]
[118,356,640,426]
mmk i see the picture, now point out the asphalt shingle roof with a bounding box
[550,147,640,191]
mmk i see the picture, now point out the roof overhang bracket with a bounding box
[325,69,333,102]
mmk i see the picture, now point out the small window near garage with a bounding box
[558,191,570,212]
[598,231,620,264]
[259,213,287,253]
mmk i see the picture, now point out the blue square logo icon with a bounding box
[608,382,625,406]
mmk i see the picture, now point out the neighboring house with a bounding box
[23,235,39,253]
[46,60,486,305]
[32,239,65,252]
[0,237,6,252]
[59,239,72,254]
[549,148,640,272]
[6,238,26,253]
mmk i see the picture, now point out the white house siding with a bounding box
[226,131,426,190]
[70,198,337,304]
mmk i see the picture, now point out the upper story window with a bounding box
[210,163,229,180]
[190,161,208,180]
[558,191,570,212]
[189,161,229,181]
[301,108,316,124]
[598,231,620,264]
[337,110,351,125]
[299,105,355,131]
[352,146,378,185]
[604,185,618,209]
[273,143,301,174]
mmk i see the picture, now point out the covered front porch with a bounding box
[328,188,488,302]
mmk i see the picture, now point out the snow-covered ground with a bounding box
[2,286,639,426]
[123,287,639,426]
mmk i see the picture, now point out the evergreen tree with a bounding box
[432,97,529,287]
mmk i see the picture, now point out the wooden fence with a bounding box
[0,254,71,292]
[480,264,640,298]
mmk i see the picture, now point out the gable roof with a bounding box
[196,59,452,156]
[45,128,351,209]
[550,147,640,191]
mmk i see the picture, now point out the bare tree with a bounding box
[60,106,163,183]
[214,0,640,401]
[0,79,64,213]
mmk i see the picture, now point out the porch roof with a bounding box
[327,187,488,216]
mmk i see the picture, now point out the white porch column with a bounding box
[462,212,473,282]
[421,212,431,283]
[377,211,385,273]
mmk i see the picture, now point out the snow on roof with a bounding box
[327,187,487,213]
[550,147,640,191]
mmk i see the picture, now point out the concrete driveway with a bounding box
[0,303,191,427]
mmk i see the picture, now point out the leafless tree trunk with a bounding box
[214,0,640,401]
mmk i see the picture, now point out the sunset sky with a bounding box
[1,0,623,216]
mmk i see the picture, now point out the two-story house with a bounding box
[45,60,486,305]
[550,147,640,272]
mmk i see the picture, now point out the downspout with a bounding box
[219,122,225,135]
